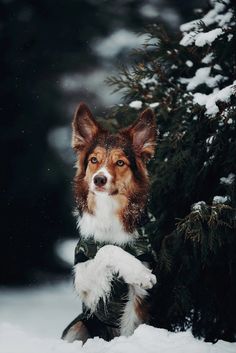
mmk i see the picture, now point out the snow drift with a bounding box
[0,323,235,353]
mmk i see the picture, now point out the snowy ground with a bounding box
[0,280,81,338]
[1,322,235,353]
[0,281,236,353]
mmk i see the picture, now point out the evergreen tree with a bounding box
[108,0,236,342]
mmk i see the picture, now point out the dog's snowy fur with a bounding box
[66,102,157,341]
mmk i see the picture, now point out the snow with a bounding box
[60,69,123,106]
[163,131,170,137]
[180,67,225,91]
[217,10,234,27]
[149,102,160,108]
[201,2,231,27]
[94,29,149,58]
[193,81,236,116]
[192,201,206,212]
[1,276,235,353]
[202,53,214,64]
[220,173,235,185]
[0,272,235,353]
[195,28,223,47]
[55,239,77,266]
[213,195,230,204]
[139,4,180,28]
[140,76,158,90]
[1,323,236,353]
[186,60,193,67]
[129,100,143,109]
[179,0,235,118]
[180,0,230,32]
[0,281,81,339]
[180,28,223,47]
[213,64,222,71]
[206,135,214,145]
[180,0,233,47]
[139,4,159,19]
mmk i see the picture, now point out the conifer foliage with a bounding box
[108,0,236,342]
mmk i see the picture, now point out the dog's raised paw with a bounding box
[139,272,157,289]
[122,267,157,289]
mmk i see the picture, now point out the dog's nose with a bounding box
[94,174,107,187]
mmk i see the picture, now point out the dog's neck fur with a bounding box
[77,192,133,245]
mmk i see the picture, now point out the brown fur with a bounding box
[134,295,150,322]
[71,321,90,344]
[72,102,157,234]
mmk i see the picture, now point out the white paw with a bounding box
[76,279,111,312]
[79,288,102,311]
[122,266,157,289]
[74,261,114,312]
[139,271,157,289]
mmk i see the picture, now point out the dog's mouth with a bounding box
[92,186,119,195]
[94,185,107,192]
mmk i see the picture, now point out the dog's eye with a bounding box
[90,157,98,164]
[116,160,125,167]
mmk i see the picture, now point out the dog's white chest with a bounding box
[78,193,131,244]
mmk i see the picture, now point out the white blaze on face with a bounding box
[90,166,112,193]
[81,158,133,244]
[80,167,132,244]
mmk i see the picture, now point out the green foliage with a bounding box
[108,0,236,342]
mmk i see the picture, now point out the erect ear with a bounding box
[127,108,157,160]
[72,102,101,150]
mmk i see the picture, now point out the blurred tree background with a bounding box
[1,0,205,285]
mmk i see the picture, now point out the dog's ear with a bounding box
[127,108,157,161]
[72,103,101,150]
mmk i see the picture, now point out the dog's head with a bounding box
[72,102,157,232]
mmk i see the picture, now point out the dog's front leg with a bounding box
[74,245,156,313]
[93,245,156,336]
[94,245,156,336]
[94,245,156,289]
[74,258,114,312]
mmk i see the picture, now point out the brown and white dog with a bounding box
[62,102,157,343]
